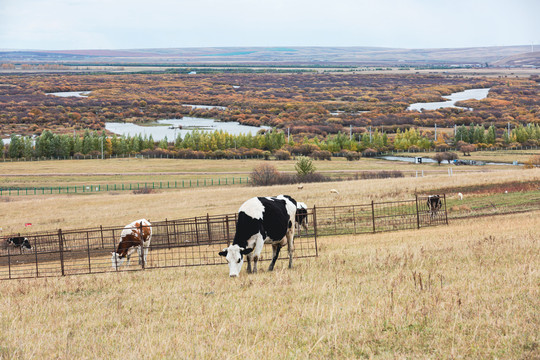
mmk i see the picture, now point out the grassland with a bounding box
[0,154,528,189]
[0,211,538,359]
[0,158,538,359]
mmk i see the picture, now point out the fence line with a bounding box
[0,177,250,196]
[0,195,447,280]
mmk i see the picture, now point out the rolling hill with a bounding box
[0,45,537,66]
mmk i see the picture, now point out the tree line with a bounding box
[2,123,539,160]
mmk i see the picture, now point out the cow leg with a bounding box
[287,230,295,269]
[253,255,259,273]
[246,256,252,273]
[268,244,282,271]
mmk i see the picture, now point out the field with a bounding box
[0,157,539,359]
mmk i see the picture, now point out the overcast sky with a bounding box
[0,0,538,50]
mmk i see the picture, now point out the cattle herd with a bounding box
[4,194,443,277]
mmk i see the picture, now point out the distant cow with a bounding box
[111,219,152,269]
[296,202,308,232]
[219,195,297,277]
[6,236,32,253]
[427,195,442,219]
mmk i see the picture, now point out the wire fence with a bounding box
[0,195,447,280]
[0,177,250,196]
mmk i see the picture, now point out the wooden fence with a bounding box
[0,195,446,280]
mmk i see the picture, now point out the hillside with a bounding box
[0,45,535,66]
[492,51,540,67]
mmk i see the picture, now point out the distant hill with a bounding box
[0,45,536,66]
[492,51,540,67]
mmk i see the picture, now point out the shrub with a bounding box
[443,152,458,164]
[342,150,361,161]
[295,156,316,177]
[250,164,281,186]
[274,149,291,160]
[461,145,476,156]
[311,150,332,160]
[362,148,378,157]
[433,153,445,165]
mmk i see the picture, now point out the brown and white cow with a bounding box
[111,219,152,269]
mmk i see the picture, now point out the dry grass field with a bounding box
[0,159,538,359]
[0,155,527,189]
[0,211,538,359]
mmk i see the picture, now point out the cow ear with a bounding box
[218,249,228,257]
[241,248,253,255]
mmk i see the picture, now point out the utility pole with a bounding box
[287,127,290,143]
[349,125,352,141]
[100,137,104,159]
[435,124,437,142]
[369,126,372,143]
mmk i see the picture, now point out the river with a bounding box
[105,117,270,140]
[408,88,490,111]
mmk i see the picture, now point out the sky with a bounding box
[0,0,539,50]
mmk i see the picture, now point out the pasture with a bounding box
[0,211,538,359]
[0,159,538,358]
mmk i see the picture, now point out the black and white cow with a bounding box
[296,202,308,232]
[219,195,297,277]
[427,195,442,219]
[7,236,32,253]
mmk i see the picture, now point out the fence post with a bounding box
[194,217,200,244]
[352,205,357,234]
[415,195,421,229]
[100,225,105,249]
[33,234,39,277]
[225,215,231,246]
[371,200,376,233]
[165,218,171,249]
[7,244,11,279]
[313,205,318,257]
[139,222,145,269]
[443,193,449,225]
[58,229,65,276]
[207,213,212,243]
[86,231,92,273]
[112,229,118,271]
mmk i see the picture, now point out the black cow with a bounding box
[7,236,32,253]
[296,202,308,232]
[427,195,442,219]
[219,195,297,277]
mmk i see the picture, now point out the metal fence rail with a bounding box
[0,195,447,280]
[314,195,447,236]
[0,177,250,196]
[0,212,318,280]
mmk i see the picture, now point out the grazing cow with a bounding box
[7,236,32,253]
[219,195,297,277]
[111,219,152,269]
[296,202,308,232]
[458,192,463,200]
[427,195,442,219]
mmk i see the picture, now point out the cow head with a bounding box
[218,244,253,277]
[111,252,125,269]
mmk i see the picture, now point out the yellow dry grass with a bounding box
[0,168,538,234]
[0,210,538,359]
